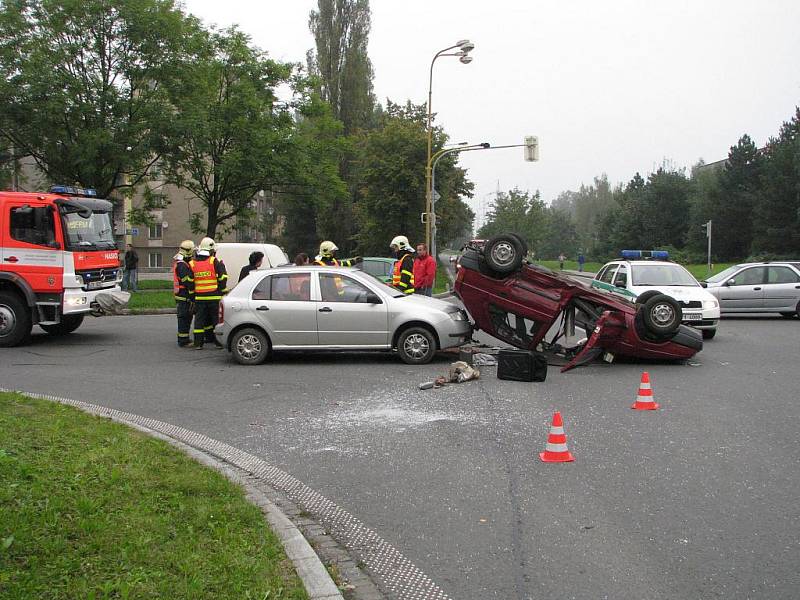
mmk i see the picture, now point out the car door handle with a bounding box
[256,305,269,311]
[319,307,332,313]
[753,287,761,291]
[4,256,18,262]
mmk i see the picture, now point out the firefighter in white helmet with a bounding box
[188,237,228,349]
[313,241,361,267]
[389,235,415,294]
[173,240,195,347]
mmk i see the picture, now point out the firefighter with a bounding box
[390,235,416,294]
[314,241,361,267]
[173,240,195,347]
[189,237,227,349]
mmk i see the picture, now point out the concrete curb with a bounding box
[2,388,343,600]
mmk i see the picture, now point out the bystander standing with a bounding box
[122,244,138,292]
[413,243,436,296]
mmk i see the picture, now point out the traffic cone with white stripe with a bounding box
[631,371,659,410]
[539,411,575,463]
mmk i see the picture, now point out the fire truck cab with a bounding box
[0,186,123,346]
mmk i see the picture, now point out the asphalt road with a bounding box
[2,314,799,599]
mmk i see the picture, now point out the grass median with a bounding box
[0,392,308,600]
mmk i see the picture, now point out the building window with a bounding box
[150,193,167,208]
[148,223,163,239]
[148,252,163,268]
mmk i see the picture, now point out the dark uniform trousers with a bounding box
[177,301,193,346]
[193,300,218,346]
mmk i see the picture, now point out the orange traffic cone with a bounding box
[539,411,575,462]
[631,371,659,410]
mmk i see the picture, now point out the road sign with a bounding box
[131,227,139,236]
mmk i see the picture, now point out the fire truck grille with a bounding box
[78,267,119,290]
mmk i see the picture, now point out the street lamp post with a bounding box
[425,40,475,249]
[429,142,489,258]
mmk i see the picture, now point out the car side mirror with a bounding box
[366,292,381,304]
[726,279,736,287]
[699,281,707,288]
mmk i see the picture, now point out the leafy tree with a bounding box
[0,0,203,198]
[353,101,473,255]
[308,0,376,135]
[685,160,722,262]
[477,188,547,252]
[276,94,350,257]
[161,28,296,238]
[752,108,800,257]
[638,167,691,249]
[539,207,578,259]
[708,135,763,259]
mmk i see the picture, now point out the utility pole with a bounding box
[703,220,712,275]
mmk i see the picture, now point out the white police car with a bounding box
[591,250,721,339]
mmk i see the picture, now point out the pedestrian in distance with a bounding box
[189,237,227,349]
[294,252,310,265]
[122,243,139,292]
[578,252,586,272]
[390,235,416,295]
[413,242,436,296]
[558,252,566,270]
[238,251,264,282]
[173,240,195,347]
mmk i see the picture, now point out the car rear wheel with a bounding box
[484,234,524,273]
[640,294,681,338]
[231,327,270,365]
[702,328,717,340]
[0,291,32,348]
[40,314,84,335]
[397,326,437,365]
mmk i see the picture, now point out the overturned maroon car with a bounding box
[453,234,702,371]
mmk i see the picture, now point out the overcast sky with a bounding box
[183,0,800,226]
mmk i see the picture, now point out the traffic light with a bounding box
[524,136,539,162]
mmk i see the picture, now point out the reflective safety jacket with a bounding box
[314,255,357,267]
[392,252,415,294]
[189,256,228,300]
[173,258,194,301]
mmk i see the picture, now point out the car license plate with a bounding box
[683,312,702,321]
[87,281,105,290]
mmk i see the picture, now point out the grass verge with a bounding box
[0,392,308,600]
[136,280,173,290]
[127,290,175,311]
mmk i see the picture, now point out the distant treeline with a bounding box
[479,107,800,263]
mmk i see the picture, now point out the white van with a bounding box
[215,243,290,287]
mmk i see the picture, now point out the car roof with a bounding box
[602,260,677,267]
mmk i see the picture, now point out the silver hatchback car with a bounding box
[702,262,800,316]
[215,266,472,365]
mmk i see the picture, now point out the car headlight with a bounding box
[703,300,718,309]
[449,310,467,321]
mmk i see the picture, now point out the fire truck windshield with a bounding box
[62,211,116,250]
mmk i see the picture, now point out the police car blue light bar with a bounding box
[50,185,98,197]
[620,250,669,260]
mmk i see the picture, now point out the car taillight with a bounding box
[218,301,224,324]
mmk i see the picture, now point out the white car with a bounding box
[591,252,721,339]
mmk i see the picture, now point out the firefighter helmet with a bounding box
[199,237,215,252]
[319,240,338,256]
[179,239,195,257]
[390,235,412,251]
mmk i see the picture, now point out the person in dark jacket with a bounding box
[122,244,139,291]
[238,251,264,282]
[173,240,195,347]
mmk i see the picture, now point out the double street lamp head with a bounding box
[457,39,475,53]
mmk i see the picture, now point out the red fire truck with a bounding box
[0,186,123,346]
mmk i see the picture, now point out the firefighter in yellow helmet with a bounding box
[189,237,228,349]
[313,240,362,267]
[390,235,415,294]
[173,240,195,347]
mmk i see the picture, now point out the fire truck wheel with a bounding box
[0,291,32,347]
[40,314,84,335]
